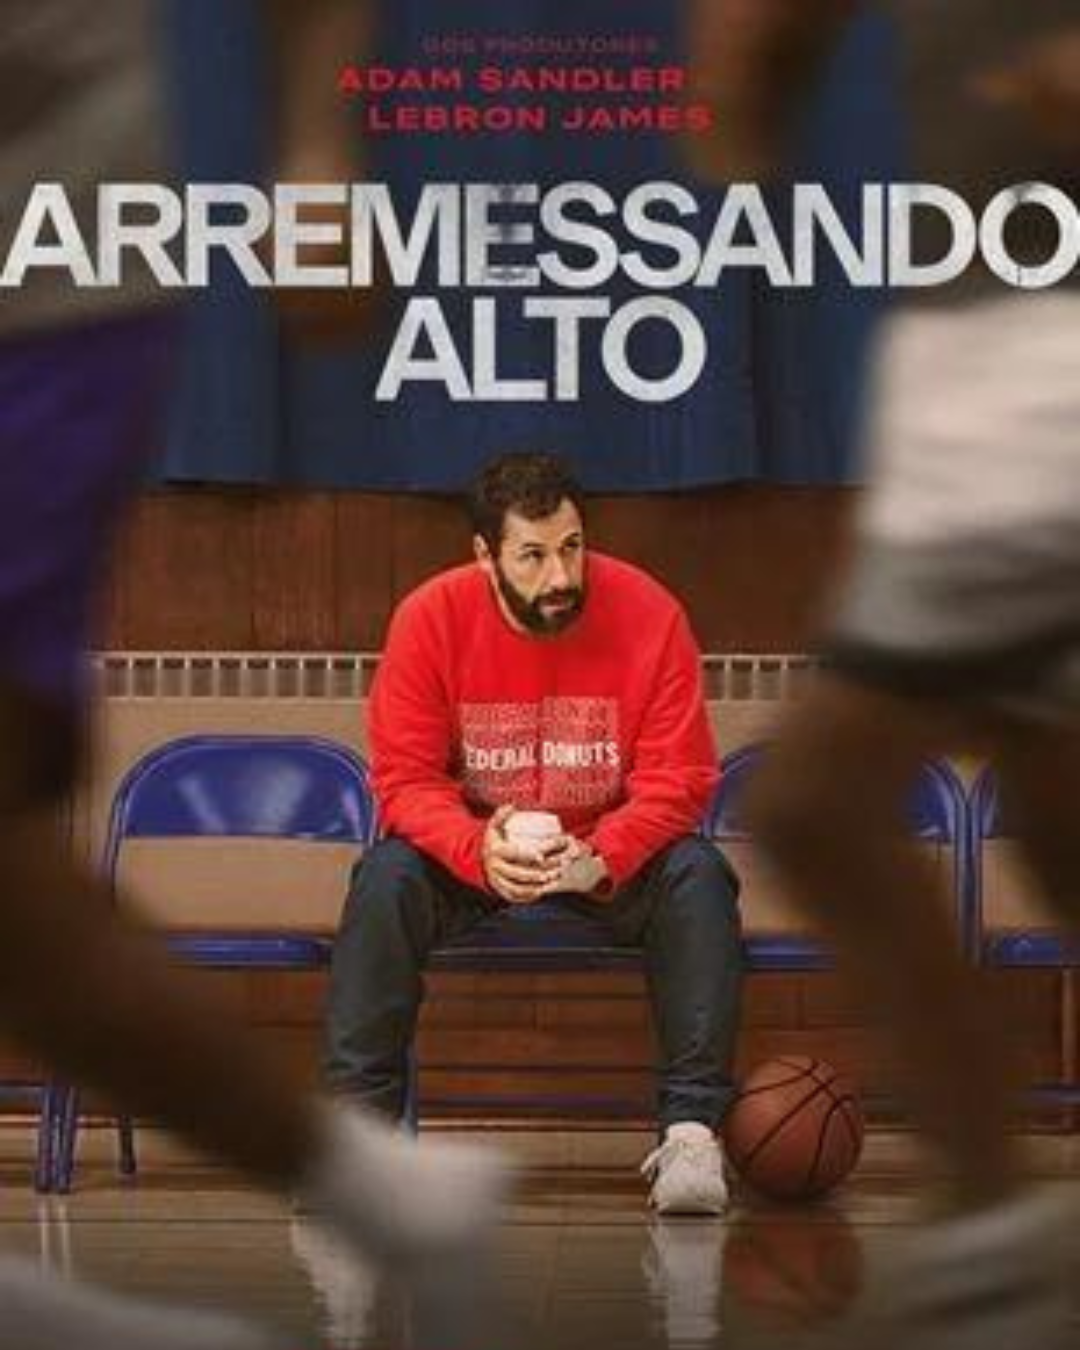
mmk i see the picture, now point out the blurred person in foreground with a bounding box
[0,5,504,1349]
[685,1,1080,1345]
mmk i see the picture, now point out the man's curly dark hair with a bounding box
[467,452,586,553]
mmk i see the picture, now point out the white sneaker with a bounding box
[642,1223,724,1347]
[849,1189,1075,1350]
[290,1217,379,1350]
[0,1256,279,1350]
[302,1101,511,1265]
[641,1123,729,1216]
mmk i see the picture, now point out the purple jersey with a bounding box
[0,311,174,708]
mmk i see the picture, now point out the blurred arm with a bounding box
[972,24,1080,156]
[268,0,372,179]
[265,3,386,339]
[684,0,860,181]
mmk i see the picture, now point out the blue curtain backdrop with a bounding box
[157,0,900,492]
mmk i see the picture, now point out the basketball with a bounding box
[722,1058,864,1201]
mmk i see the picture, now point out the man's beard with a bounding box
[494,563,586,635]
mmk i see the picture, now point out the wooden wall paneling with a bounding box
[586,494,677,577]
[426,995,540,1030]
[701,488,807,651]
[333,493,396,649]
[419,1068,653,1110]
[430,972,534,997]
[760,488,854,648]
[376,486,855,652]
[251,492,338,650]
[800,974,868,1027]
[735,1028,895,1090]
[102,500,142,649]
[109,489,256,649]
[249,1026,326,1094]
[417,1027,652,1067]
[993,972,1063,1041]
[390,493,470,607]
[742,976,801,1028]
[98,520,129,655]
[241,971,326,1026]
[105,486,859,652]
[589,494,713,637]
[686,487,852,651]
[582,487,849,651]
[0,1034,46,1083]
[532,972,641,997]
[536,998,651,1031]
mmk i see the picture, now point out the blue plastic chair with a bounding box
[703,743,972,972]
[969,767,1080,1105]
[0,1082,61,1193]
[41,734,376,1192]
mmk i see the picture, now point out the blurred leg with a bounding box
[0,311,318,1184]
[0,691,315,1181]
[991,720,1080,928]
[0,313,506,1260]
[749,676,1023,1209]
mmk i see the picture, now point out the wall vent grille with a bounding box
[92,652,821,702]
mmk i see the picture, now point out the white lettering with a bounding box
[980,184,1080,289]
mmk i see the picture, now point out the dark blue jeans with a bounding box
[324,835,743,1130]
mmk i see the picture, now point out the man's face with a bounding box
[476,499,587,636]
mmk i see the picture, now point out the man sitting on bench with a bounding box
[325,451,743,1215]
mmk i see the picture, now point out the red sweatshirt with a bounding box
[368,552,719,891]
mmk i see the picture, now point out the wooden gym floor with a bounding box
[1,1124,1078,1350]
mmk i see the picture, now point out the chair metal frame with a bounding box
[0,1083,65,1193]
[39,733,376,1192]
